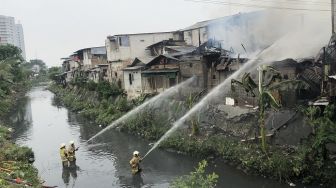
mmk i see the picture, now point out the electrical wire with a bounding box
[184,0,334,12]
[220,0,331,6]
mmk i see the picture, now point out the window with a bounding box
[129,73,133,85]
[118,36,130,47]
[189,63,193,68]
[212,75,216,79]
[140,39,145,42]
[115,72,118,77]
[129,73,135,85]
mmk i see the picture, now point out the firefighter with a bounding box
[68,140,78,167]
[60,143,68,167]
[129,151,142,175]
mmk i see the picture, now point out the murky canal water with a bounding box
[7,87,297,188]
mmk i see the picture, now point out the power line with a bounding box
[237,0,330,6]
[184,0,333,12]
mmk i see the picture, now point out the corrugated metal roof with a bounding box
[136,56,155,64]
[142,69,179,74]
[74,46,106,55]
[91,47,106,55]
[123,66,144,71]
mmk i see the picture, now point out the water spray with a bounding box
[86,77,196,143]
[141,42,284,160]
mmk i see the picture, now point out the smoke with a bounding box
[207,3,331,60]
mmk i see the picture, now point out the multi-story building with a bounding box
[0,15,26,59]
[105,31,178,87]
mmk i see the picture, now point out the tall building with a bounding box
[0,15,26,59]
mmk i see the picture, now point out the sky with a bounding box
[0,0,331,67]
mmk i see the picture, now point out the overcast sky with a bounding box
[0,0,330,67]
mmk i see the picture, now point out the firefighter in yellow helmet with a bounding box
[68,140,78,166]
[129,151,142,175]
[60,143,69,167]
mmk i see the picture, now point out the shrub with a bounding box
[171,160,218,188]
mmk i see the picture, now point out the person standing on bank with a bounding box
[60,143,69,167]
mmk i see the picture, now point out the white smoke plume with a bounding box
[207,4,331,60]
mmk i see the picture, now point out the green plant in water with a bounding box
[171,160,218,188]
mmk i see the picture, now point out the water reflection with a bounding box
[62,165,80,188]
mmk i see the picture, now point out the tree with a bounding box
[0,45,25,88]
[185,93,201,136]
[231,65,306,152]
[48,66,62,82]
[0,44,23,61]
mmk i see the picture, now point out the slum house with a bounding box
[87,67,100,83]
[146,39,196,56]
[123,57,154,99]
[122,39,196,98]
[61,57,81,84]
[179,39,247,92]
[323,34,336,102]
[142,55,180,93]
[71,46,108,83]
[105,31,183,88]
[74,46,107,70]
[86,64,111,83]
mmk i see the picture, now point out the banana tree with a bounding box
[185,93,201,136]
[231,65,306,152]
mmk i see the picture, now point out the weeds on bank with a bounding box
[0,126,40,187]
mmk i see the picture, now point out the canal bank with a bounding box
[0,87,41,187]
[7,86,300,187]
[49,82,336,187]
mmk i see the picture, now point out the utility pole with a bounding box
[332,0,335,34]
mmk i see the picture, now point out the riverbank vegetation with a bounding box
[0,126,40,187]
[0,44,42,187]
[171,160,218,188]
[49,83,336,186]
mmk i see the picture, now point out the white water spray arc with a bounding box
[143,22,329,159]
[87,77,196,143]
[142,55,264,159]
[143,38,302,159]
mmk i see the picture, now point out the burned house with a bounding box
[179,39,247,91]
[146,39,196,56]
[229,58,320,107]
[321,34,336,102]
[142,55,180,93]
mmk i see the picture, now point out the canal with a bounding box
[8,86,296,188]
